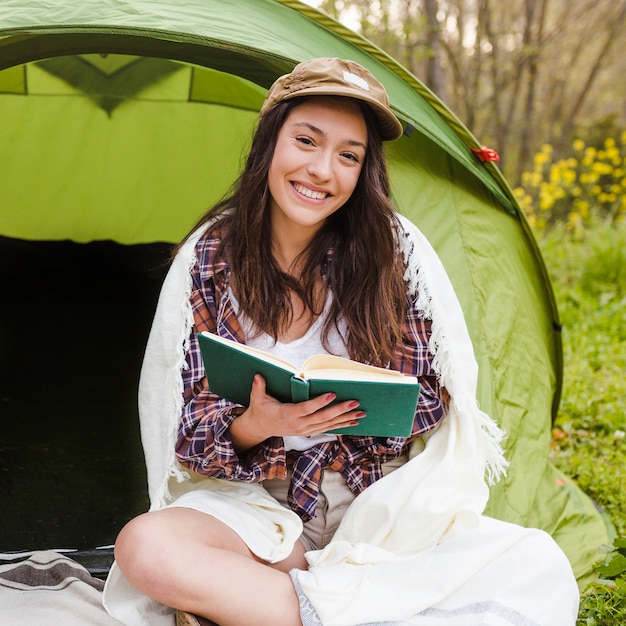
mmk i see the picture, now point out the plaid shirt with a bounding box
[176,224,449,521]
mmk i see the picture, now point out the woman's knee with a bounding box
[114,507,254,581]
[114,511,171,585]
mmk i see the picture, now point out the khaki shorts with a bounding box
[263,454,407,552]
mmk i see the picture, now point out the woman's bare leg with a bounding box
[114,507,308,626]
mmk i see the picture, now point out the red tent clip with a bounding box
[471,146,500,163]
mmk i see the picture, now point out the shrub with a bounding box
[514,133,626,232]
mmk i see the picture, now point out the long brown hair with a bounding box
[182,97,407,366]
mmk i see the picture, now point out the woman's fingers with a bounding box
[246,374,365,437]
[289,396,365,435]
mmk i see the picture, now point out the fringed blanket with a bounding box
[0,551,123,626]
[102,215,580,625]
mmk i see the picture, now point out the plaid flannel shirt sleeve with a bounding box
[174,235,287,482]
[391,292,448,437]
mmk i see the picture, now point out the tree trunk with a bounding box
[423,0,447,102]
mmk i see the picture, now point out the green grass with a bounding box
[537,220,626,624]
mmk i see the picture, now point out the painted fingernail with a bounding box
[326,393,337,402]
[348,401,360,409]
[355,411,366,418]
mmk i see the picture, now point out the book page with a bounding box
[202,332,415,384]
[303,368,418,383]
[301,354,410,380]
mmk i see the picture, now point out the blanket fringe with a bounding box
[396,215,507,485]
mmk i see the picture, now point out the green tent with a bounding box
[0,0,612,582]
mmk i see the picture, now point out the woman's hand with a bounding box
[229,374,364,453]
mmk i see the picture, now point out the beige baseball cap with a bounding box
[260,57,403,141]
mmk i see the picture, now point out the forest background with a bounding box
[305,0,626,623]
[308,0,625,186]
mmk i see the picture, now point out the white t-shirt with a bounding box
[230,290,348,451]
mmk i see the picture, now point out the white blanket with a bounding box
[103,215,579,626]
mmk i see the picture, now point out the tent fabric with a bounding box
[0,0,612,584]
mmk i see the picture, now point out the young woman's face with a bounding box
[267,96,368,240]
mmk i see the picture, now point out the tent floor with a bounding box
[0,237,172,553]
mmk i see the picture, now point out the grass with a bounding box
[536,219,626,624]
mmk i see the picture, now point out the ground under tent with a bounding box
[0,0,613,583]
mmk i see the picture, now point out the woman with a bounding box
[110,57,448,626]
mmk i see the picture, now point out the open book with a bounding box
[197,331,421,437]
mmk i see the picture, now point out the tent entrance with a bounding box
[0,49,266,555]
[0,236,171,552]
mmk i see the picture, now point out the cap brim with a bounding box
[268,85,403,141]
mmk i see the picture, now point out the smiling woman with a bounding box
[101,56,581,626]
[104,57,454,626]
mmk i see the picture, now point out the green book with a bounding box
[197,331,421,437]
